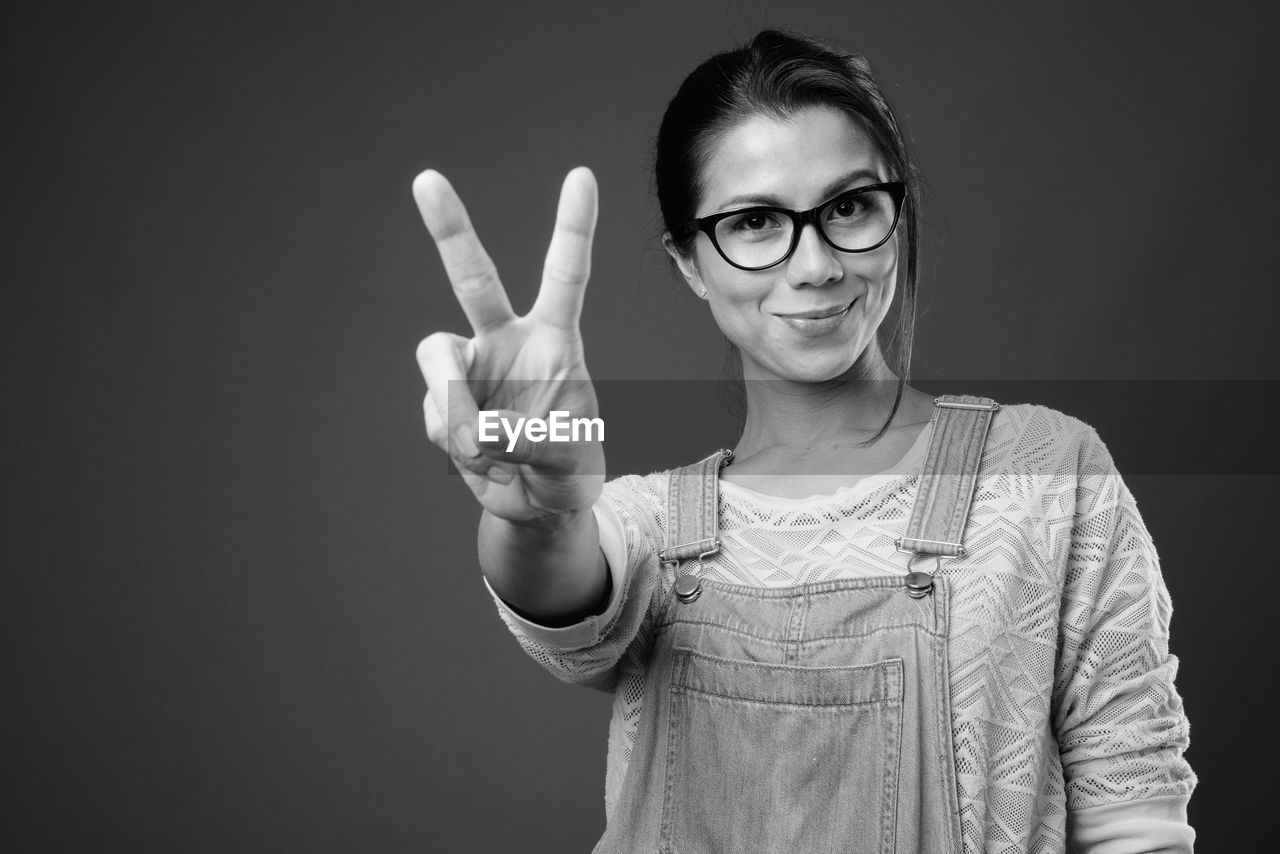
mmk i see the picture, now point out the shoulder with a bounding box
[603,448,728,508]
[598,470,671,536]
[601,470,666,504]
[599,457,722,539]
[983,402,1112,476]
[989,401,1093,443]
[594,468,692,574]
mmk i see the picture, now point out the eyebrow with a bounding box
[710,168,885,212]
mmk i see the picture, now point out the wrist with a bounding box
[486,503,593,534]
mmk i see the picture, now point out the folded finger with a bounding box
[416,332,481,459]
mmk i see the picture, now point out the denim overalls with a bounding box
[592,394,999,854]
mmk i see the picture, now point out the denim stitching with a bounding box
[881,679,904,854]
[660,617,951,644]
[657,650,688,854]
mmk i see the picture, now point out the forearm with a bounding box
[478,506,609,627]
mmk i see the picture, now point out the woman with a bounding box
[413,29,1196,853]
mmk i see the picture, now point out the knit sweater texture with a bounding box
[483,403,1197,851]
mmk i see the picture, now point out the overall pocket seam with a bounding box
[657,651,687,854]
[881,674,904,854]
[673,685,902,710]
[662,616,949,644]
[673,647,905,707]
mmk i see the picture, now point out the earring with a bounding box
[698,286,708,298]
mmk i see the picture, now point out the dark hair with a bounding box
[654,28,920,444]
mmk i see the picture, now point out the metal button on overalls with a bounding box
[904,570,934,599]
[673,573,702,604]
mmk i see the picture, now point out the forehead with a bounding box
[698,105,887,213]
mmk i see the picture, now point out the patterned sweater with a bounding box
[483,404,1197,851]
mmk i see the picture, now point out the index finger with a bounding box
[531,167,598,330]
[412,169,516,334]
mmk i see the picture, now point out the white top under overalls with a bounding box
[484,399,1197,852]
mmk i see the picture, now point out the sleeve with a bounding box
[1052,425,1198,852]
[1068,794,1193,853]
[481,473,667,693]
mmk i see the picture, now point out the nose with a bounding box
[784,222,843,287]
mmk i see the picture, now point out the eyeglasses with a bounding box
[685,181,906,271]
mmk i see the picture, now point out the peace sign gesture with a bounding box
[413,167,606,523]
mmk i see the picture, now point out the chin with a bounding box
[774,355,859,384]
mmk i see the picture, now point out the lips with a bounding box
[776,300,855,319]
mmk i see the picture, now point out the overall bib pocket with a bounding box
[659,648,905,854]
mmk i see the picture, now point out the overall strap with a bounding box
[897,394,1000,558]
[659,448,733,603]
[658,448,733,566]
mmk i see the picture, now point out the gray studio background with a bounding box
[7,1,1276,850]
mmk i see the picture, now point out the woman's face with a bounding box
[668,105,900,384]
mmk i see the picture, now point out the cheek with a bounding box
[706,289,760,338]
[703,275,776,351]
[859,241,900,301]
[701,258,766,313]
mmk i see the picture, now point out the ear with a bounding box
[662,232,707,300]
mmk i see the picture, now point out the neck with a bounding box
[735,349,903,460]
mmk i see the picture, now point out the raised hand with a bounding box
[413,167,606,523]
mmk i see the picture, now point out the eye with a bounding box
[726,211,784,233]
[829,196,867,220]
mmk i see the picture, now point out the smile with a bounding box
[775,299,855,333]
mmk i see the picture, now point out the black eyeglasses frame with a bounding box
[684,180,907,272]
